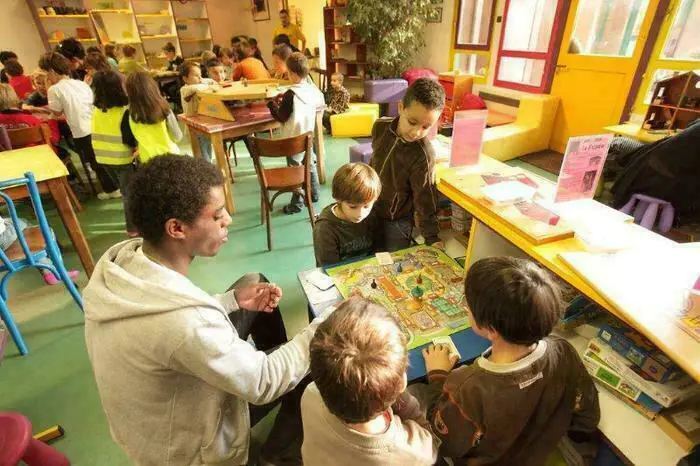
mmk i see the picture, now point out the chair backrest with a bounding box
[0,172,56,272]
[247,132,313,189]
[311,67,328,93]
[0,126,11,152]
[5,124,52,149]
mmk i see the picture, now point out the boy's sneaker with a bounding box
[97,189,122,200]
[283,204,302,215]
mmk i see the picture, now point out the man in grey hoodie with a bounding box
[83,155,332,466]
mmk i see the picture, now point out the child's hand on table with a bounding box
[235,283,283,312]
[430,241,445,251]
[423,344,458,373]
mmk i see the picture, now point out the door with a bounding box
[549,0,660,152]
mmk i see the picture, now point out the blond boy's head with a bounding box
[310,297,408,423]
[331,162,380,224]
[330,72,344,90]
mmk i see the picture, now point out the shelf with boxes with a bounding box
[643,71,699,132]
[323,0,369,97]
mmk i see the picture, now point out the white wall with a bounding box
[413,0,457,72]
[0,0,46,72]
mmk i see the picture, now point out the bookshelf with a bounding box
[171,0,212,62]
[131,0,178,69]
[643,71,700,132]
[323,0,369,98]
[26,0,213,70]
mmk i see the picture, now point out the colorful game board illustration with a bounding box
[326,246,470,349]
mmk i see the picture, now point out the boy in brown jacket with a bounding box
[302,297,439,465]
[369,77,444,252]
[420,257,600,465]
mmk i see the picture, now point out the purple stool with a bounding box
[364,79,408,117]
[620,194,675,233]
[349,142,373,164]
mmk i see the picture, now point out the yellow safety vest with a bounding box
[129,118,180,164]
[92,106,134,166]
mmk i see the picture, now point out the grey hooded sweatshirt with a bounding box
[83,239,330,465]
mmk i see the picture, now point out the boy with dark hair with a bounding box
[266,52,323,214]
[322,72,350,132]
[162,42,184,71]
[0,51,18,83]
[84,154,335,466]
[369,77,445,252]
[302,297,438,465]
[313,162,380,266]
[55,38,86,79]
[419,257,600,465]
[204,58,226,83]
[3,59,33,100]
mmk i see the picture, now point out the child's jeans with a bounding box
[286,150,320,209]
[197,133,213,164]
[1,218,56,269]
[103,163,137,234]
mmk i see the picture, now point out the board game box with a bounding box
[326,246,470,350]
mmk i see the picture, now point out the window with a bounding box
[662,0,700,61]
[454,53,489,77]
[493,0,565,92]
[455,0,497,50]
[569,0,651,57]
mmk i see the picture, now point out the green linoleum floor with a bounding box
[0,134,552,464]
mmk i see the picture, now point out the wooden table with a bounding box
[179,104,327,215]
[1,145,95,276]
[603,123,671,143]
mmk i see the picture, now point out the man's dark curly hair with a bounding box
[128,155,224,245]
[402,77,445,111]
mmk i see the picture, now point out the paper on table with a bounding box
[555,134,613,203]
[450,109,488,168]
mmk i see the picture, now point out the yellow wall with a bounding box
[413,0,457,72]
[1,0,46,72]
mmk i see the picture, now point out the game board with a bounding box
[326,246,470,349]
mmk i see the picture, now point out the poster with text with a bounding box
[450,109,488,168]
[554,134,613,203]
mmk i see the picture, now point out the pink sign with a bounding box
[554,134,613,203]
[450,109,488,168]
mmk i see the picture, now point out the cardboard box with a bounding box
[587,338,700,407]
[582,350,663,415]
[655,397,700,452]
[597,317,682,383]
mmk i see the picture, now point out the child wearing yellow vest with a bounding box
[123,72,182,163]
[91,70,138,235]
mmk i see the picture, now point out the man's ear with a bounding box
[164,218,187,241]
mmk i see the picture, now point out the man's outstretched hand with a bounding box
[235,283,283,312]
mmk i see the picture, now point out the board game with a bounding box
[326,246,471,349]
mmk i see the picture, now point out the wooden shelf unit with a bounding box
[323,0,369,96]
[643,71,699,131]
[27,0,213,72]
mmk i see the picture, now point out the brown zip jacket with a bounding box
[424,336,600,465]
[369,117,440,244]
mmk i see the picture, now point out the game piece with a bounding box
[411,286,424,299]
[416,274,423,285]
[371,279,377,289]
[396,262,403,273]
[327,246,471,350]
[432,336,461,359]
[375,252,394,265]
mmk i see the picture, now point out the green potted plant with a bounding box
[347,0,431,78]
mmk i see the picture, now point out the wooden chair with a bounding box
[3,124,82,212]
[311,67,328,93]
[0,126,10,151]
[247,132,316,251]
[225,129,275,177]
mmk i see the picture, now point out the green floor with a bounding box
[0,136,552,464]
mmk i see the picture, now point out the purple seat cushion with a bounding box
[349,142,373,164]
[364,79,408,104]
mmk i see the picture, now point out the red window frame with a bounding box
[493,0,567,93]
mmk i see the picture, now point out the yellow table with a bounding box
[438,156,700,382]
[1,145,94,276]
[603,123,671,143]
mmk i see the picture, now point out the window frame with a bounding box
[492,0,567,93]
[453,0,498,51]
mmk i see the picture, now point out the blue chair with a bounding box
[0,172,83,356]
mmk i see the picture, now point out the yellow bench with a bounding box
[481,94,560,162]
[330,103,380,138]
